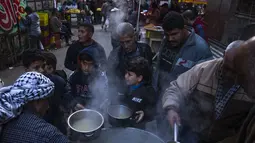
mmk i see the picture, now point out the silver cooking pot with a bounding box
[107,105,136,126]
[67,109,104,140]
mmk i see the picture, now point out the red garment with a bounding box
[192,16,208,42]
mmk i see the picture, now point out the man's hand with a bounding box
[135,111,144,123]
[167,109,181,127]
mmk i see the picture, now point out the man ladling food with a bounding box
[233,36,255,143]
[162,40,255,143]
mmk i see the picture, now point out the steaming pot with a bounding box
[87,127,165,143]
[67,109,104,141]
[107,105,136,126]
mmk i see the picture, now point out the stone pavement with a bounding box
[0,25,113,85]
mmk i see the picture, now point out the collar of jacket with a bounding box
[129,82,144,93]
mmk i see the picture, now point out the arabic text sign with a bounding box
[0,0,26,34]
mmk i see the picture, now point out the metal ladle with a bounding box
[168,123,180,143]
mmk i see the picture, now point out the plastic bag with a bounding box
[105,18,109,26]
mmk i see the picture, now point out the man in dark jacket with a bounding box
[121,57,157,129]
[64,23,107,71]
[152,12,212,142]
[107,22,153,95]
[154,11,212,92]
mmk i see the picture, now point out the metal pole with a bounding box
[168,0,171,8]
[136,0,141,31]
[133,0,135,11]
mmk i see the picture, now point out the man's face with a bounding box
[34,98,50,116]
[125,71,142,85]
[119,35,136,53]
[80,60,94,75]
[27,60,45,73]
[165,28,184,47]
[78,27,92,43]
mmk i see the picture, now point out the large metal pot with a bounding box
[107,105,135,127]
[67,109,104,141]
[87,127,165,143]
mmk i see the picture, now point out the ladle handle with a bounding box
[174,122,179,142]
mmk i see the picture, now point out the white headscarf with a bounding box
[0,72,54,125]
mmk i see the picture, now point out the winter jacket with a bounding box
[68,49,108,108]
[235,105,255,143]
[64,41,107,71]
[154,28,212,91]
[107,42,153,93]
[162,58,255,142]
[50,16,62,33]
[121,84,157,122]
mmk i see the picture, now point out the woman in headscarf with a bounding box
[0,72,69,143]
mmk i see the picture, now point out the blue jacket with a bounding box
[154,29,213,90]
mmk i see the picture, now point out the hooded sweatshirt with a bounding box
[68,48,108,108]
[192,16,208,42]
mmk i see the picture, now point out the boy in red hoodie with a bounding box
[182,10,208,43]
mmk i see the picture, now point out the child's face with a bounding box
[44,65,54,74]
[27,60,45,73]
[80,60,94,74]
[125,71,143,85]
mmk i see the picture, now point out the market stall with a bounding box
[65,8,81,27]
[143,24,164,54]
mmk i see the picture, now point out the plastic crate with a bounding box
[37,12,49,26]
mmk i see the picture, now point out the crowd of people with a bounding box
[0,1,255,143]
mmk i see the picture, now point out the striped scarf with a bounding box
[0,72,54,125]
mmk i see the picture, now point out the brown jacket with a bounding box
[162,58,255,142]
